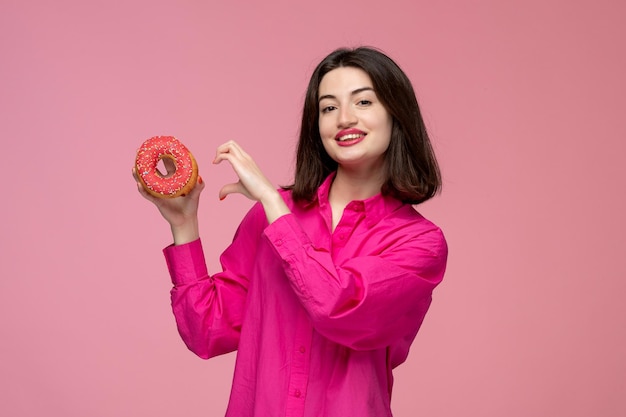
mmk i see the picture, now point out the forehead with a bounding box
[318,67,373,96]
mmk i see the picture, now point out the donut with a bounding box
[135,135,198,198]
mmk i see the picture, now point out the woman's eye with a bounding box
[357,100,372,106]
[321,105,336,114]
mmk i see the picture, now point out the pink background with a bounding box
[1,0,625,416]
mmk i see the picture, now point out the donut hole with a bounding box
[156,156,177,178]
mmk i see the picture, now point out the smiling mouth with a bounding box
[336,133,365,142]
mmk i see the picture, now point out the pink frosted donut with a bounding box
[135,136,198,198]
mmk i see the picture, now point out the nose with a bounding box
[338,105,357,128]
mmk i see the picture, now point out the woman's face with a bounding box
[317,66,392,174]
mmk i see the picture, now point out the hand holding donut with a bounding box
[133,136,204,244]
[133,164,204,222]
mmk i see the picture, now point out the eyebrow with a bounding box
[318,87,375,103]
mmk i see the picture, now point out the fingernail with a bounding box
[220,196,226,201]
[198,176,203,184]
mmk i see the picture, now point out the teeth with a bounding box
[337,133,363,141]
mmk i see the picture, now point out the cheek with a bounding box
[377,118,393,152]
[318,117,333,139]
[317,119,333,150]
[382,115,393,140]
[318,122,336,146]
[382,121,392,137]
[366,112,392,141]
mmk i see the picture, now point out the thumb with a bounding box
[219,181,249,200]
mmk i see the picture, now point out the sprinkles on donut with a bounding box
[135,135,198,198]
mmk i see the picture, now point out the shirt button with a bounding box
[299,346,306,353]
[294,389,301,398]
[339,234,345,240]
[275,239,283,246]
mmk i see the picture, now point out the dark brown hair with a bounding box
[287,46,442,205]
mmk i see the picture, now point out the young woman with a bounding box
[135,46,448,417]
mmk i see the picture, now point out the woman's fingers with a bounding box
[186,176,205,199]
[213,141,290,223]
[213,140,238,163]
[213,140,254,167]
[213,141,274,202]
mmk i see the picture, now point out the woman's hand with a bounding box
[132,159,205,244]
[213,140,290,223]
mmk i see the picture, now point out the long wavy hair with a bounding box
[286,46,442,205]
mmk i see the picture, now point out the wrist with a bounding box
[260,191,290,224]
[171,218,200,245]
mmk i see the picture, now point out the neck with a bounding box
[329,165,384,203]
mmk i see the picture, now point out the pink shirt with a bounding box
[164,175,447,417]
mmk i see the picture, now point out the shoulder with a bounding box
[277,187,312,214]
[386,205,448,258]
[277,187,295,205]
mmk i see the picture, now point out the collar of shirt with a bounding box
[314,172,404,229]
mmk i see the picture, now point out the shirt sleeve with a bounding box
[165,203,265,359]
[263,212,447,357]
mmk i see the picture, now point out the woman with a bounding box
[135,46,448,417]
